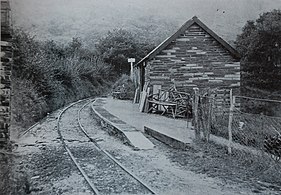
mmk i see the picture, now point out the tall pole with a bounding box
[228,89,234,154]
[130,62,134,81]
[128,58,135,81]
[193,87,200,140]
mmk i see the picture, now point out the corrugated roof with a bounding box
[135,16,240,67]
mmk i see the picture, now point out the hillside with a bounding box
[10,0,281,47]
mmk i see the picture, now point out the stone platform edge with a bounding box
[91,98,260,156]
[90,100,156,150]
[90,103,134,148]
[144,126,193,150]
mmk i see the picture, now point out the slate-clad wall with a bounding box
[0,0,12,148]
[145,24,240,94]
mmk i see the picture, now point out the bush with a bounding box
[0,155,29,195]
[11,30,114,134]
[11,79,49,129]
[112,74,135,100]
[95,28,155,76]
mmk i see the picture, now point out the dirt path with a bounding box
[7,101,280,195]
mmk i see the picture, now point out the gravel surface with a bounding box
[9,99,281,195]
[69,144,150,194]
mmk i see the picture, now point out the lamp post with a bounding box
[128,58,135,81]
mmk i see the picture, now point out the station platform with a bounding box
[92,97,195,150]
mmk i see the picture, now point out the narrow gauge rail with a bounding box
[57,98,156,195]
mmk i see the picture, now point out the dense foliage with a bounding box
[11,28,155,131]
[236,10,281,94]
[95,29,155,75]
[12,31,113,130]
[112,74,135,100]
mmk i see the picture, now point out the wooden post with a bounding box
[193,88,200,140]
[206,89,212,142]
[133,87,140,104]
[144,87,150,113]
[140,62,146,91]
[228,89,234,154]
[187,99,192,129]
[128,58,135,81]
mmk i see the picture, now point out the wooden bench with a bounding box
[112,91,122,99]
[148,100,177,118]
[112,85,126,99]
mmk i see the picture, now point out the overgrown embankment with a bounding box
[11,31,115,134]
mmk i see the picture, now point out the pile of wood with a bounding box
[138,85,192,118]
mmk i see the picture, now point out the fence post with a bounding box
[206,89,213,142]
[187,99,192,129]
[228,89,234,154]
[193,87,200,140]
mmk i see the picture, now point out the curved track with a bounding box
[57,99,156,195]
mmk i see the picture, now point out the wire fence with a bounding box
[209,93,281,162]
[192,88,281,186]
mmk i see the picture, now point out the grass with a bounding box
[0,152,29,195]
[169,140,281,191]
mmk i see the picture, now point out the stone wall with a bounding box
[145,24,240,95]
[0,0,12,148]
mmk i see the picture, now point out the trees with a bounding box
[95,29,155,76]
[95,29,136,75]
[12,30,113,130]
[236,9,281,93]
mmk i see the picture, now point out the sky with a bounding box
[10,0,281,46]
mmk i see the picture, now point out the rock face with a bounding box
[0,0,12,148]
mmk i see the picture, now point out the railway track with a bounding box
[57,98,156,195]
